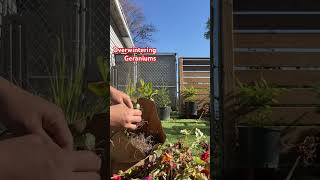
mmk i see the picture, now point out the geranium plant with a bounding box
[137,79,158,101]
[112,128,210,180]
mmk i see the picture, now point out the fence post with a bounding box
[178,57,184,116]
[221,0,236,176]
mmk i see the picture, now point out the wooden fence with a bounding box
[179,57,210,113]
[224,0,320,171]
[234,11,320,127]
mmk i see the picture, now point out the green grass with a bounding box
[161,119,210,146]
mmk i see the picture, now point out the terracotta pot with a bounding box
[110,98,166,174]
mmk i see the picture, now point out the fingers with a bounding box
[125,123,138,130]
[44,112,74,150]
[130,116,142,124]
[71,172,100,180]
[123,97,133,109]
[132,109,142,116]
[70,151,101,172]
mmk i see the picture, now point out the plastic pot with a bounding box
[159,106,171,120]
[237,126,280,168]
[184,101,197,118]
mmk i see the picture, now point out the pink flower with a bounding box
[201,151,210,162]
[145,176,151,180]
[201,168,210,177]
[111,174,122,180]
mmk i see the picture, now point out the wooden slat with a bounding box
[235,88,319,105]
[183,60,210,65]
[277,88,319,105]
[238,107,320,125]
[184,78,210,83]
[235,52,320,67]
[179,58,184,112]
[183,66,210,71]
[236,70,320,86]
[196,89,210,95]
[234,34,320,48]
[234,0,320,11]
[183,72,210,77]
[184,83,210,89]
[234,14,320,29]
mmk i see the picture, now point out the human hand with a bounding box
[110,103,142,130]
[0,78,73,150]
[110,86,133,108]
[0,135,100,180]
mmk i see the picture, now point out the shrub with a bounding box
[182,87,198,102]
[137,79,158,101]
[236,78,285,126]
[154,87,171,108]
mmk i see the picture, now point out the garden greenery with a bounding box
[182,86,198,102]
[154,87,171,108]
[137,79,158,101]
[114,128,210,180]
[237,78,285,126]
[49,35,103,150]
[88,56,109,100]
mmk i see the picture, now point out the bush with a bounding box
[182,87,198,102]
[137,79,158,101]
[154,87,171,108]
[237,78,285,126]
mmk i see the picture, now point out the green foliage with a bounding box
[154,87,171,108]
[137,79,158,100]
[125,78,138,100]
[182,87,198,102]
[115,128,210,179]
[87,56,109,100]
[49,34,103,150]
[74,133,96,151]
[237,78,285,126]
[204,17,210,40]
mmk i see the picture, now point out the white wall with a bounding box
[110,23,124,67]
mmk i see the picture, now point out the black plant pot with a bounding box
[159,107,171,120]
[237,126,280,168]
[184,102,197,119]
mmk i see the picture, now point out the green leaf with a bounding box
[84,133,96,150]
[193,157,206,165]
[88,82,108,97]
[96,56,109,82]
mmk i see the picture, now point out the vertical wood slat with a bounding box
[179,57,184,113]
[222,0,236,171]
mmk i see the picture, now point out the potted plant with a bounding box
[154,87,172,120]
[236,78,285,168]
[86,56,109,148]
[108,79,166,174]
[137,79,158,101]
[49,35,104,151]
[181,87,198,118]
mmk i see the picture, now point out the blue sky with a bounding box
[135,0,210,58]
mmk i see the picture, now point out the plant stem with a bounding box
[285,156,301,180]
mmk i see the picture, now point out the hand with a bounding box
[0,135,100,180]
[110,86,133,108]
[110,104,142,130]
[0,77,73,150]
